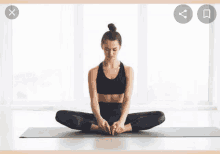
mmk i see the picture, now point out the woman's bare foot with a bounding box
[112,123,133,135]
[90,124,102,131]
[124,123,132,132]
[90,124,111,134]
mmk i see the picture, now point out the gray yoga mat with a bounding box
[19,127,220,138]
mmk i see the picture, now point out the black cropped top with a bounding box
[96,61,126,94]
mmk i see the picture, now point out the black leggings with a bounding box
[55,102,165,132]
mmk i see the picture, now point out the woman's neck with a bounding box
[103,58,120,69]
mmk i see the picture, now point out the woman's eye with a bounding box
[105,49,116,52]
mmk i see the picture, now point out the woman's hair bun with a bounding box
[108,23,116,32]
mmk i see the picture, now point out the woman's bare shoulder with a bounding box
[123,64,133,71]
[88,65,99,79]
[123,64,134,77]
[89,65,99,73]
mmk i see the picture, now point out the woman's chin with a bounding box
[105,57,116,60]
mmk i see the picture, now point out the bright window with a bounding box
[146,4,209,105]
[12,4,75,103]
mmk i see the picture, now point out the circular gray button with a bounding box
[5,5,19,20]
[174,4,193,24]
[197,4,217,24]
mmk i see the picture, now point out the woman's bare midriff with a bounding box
[98,93,124,103]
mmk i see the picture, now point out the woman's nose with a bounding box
[109,51,114,56]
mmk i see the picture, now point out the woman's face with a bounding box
[102,40,121,60]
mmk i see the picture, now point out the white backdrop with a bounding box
[12,4,75,104]
[10,4,210,107]
[146,4,209,105]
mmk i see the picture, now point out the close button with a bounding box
[5,5,19,20]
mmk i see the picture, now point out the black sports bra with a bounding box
[96,61,126,94]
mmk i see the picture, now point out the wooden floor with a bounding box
[1,106,220,150]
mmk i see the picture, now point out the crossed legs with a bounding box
[55,110,165,134]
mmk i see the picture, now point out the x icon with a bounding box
[9,9,15,16]
[5,5,19,19]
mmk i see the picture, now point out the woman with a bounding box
[55,23,165,135]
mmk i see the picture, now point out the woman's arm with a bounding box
[88,68,103,121]
[119,66,134,123]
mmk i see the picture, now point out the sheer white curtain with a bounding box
[146,4,209,106]
[213,4,220,110]
[0,4,13,106]
[12,4,75,105]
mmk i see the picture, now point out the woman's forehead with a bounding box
[104,40,120,47]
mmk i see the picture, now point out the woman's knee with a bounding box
[156,111,165,124]
[55,110,69,122]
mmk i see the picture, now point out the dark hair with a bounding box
[101,23,122,48]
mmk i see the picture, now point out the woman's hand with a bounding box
[97,117,111,134]
[111,120,125,135]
